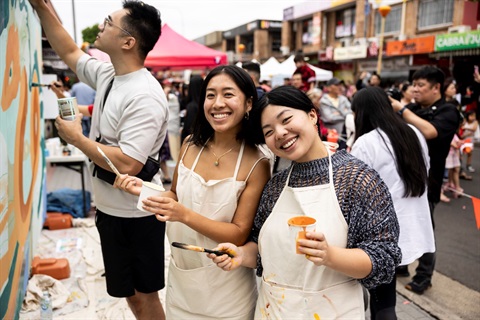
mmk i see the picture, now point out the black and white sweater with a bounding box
[251,150,401,289]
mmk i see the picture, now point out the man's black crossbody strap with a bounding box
[92,78,161,185]
[101,78,114,112]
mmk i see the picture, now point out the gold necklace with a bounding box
[210,145,235,166]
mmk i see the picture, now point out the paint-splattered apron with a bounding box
[166,142,257,319]
[256,149,365,319]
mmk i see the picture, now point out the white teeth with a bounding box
[213,113,229,119]
[282,137,297,149]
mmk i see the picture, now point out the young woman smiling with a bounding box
[115,65,271,319]
[209,86,401,319]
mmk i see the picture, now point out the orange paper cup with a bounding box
[288,216,316,254]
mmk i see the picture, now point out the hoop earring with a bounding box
[244,112,250,120]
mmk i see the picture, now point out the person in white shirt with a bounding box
[350,87,435,319]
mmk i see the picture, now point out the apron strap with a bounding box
[180,141,192,163]
[323,142,334,186]
[191,140,208,172]
[245,156,268,182]
[232,141,245,180]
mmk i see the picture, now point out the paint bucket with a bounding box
[57,97,78,121]
[287,216,316,254]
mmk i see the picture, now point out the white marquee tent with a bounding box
[260,57,281,82]
[268,55,333,87]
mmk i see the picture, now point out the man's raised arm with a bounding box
[29,0,85,73]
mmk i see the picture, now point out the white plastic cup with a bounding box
[287,216,316,254]
[57,97,78,121]
[137,181,165,212]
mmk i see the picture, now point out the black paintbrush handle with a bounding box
[203,248,234,258]
[172,242,233,258]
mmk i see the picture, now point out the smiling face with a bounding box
[261,105,323,163]
[203,74,252,135]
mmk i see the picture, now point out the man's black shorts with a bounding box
[95,209,166,297]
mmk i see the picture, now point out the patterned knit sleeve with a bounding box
[250,171,286,277]
[336,157,401,289]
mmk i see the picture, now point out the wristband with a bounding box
[398,106,407,117]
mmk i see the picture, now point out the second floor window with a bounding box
[335,7,355,38]
[418,0,454,29]
[302,19,314,45]
[375,4,401,35]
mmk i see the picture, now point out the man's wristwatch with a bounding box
[397,106,407,117]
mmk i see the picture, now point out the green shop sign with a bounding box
[435,30,480,52]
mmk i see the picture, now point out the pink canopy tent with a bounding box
[87,24,227,70]
[145,24,227,70]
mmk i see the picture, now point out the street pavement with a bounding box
[386,144,480,319]
[24,145,478,319]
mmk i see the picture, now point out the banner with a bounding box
[435,30,480,52]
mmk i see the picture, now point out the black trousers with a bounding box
[368,276,397,320]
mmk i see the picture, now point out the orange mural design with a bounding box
[1,25,20,111]
[0,14,43,317]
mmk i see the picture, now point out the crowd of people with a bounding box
[31,0,479,319]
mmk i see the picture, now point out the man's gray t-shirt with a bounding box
[76,54,168,218]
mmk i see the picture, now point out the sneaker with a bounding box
[405,279,432,294]
[396,265,410,277]
[467,166,475,173]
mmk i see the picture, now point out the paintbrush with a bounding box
[32,82,62,88]
[172,242,234,257]
[97,146,121,177]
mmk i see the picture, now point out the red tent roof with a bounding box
[145,24,227,70]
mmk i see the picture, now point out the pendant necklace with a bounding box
[210,146,235,166]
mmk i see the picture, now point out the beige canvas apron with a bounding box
[255,147,364,319]
[166,141,257,319]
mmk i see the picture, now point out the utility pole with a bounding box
[72,0,77,44]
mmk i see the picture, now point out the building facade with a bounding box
[282,0,480,87]
[194,0,479,89]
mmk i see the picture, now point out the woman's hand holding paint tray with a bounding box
[172,242,234,258]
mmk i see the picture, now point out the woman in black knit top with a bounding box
[209,86,401,319]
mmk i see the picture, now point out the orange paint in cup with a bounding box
[288,216,316,254]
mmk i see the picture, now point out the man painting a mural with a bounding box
[27,0,168,318]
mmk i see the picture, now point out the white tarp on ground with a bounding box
[269,55,333,88]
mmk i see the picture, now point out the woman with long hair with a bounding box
[209,86,401,319]
[115,65,271,319]
[350,86,435,319]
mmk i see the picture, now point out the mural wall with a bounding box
[0,0,45,318]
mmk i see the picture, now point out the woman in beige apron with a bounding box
[114,65,271,318]
[166,140,267,319]
[209,86,401,319]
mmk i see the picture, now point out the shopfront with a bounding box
[432,30,480,92]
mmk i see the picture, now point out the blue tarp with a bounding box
[46,188,91,218]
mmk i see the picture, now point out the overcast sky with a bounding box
[50,0,306,44]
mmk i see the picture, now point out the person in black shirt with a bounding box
[392,66,460,294]
[242,61,266,99]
